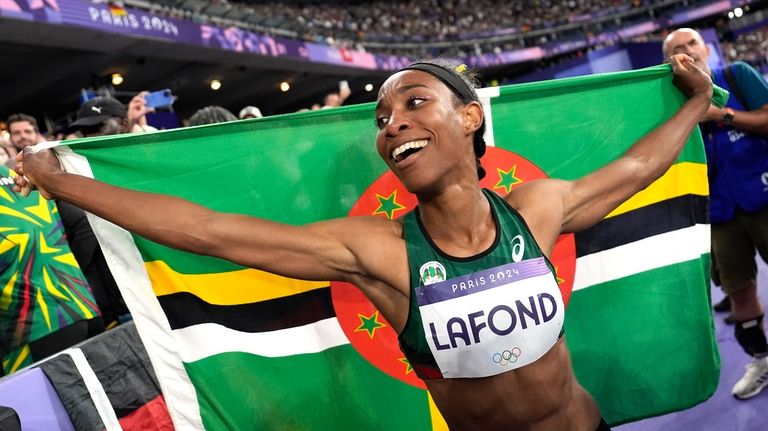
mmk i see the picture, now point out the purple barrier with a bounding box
[0,367,74,431]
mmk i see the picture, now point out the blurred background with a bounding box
[1,0,766,133]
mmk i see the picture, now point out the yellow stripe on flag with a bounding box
[145,260,328,305]
[428,392,448,431]
[606,162,707,219]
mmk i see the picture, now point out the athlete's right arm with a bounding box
[13,148,397,284]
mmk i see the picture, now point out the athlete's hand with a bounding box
[13,147,62,199]
[670,54,713,101]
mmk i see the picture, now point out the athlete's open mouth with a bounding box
[392,139,428,163]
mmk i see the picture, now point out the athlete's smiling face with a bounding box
[374,70,480,194]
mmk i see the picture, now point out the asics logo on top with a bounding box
[511,235,524,262]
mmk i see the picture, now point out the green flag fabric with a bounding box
[51,63,720,429]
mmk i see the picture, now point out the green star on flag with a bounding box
[399,358,414,375]
[494,165,523,194]
[354,311,387,339]
[372,191,406,219]
[554,266,565,285]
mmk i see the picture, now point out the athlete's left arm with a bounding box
[509,55,711,241]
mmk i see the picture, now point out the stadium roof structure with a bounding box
[0,14,388,127]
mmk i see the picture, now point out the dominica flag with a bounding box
[47,63,722,429]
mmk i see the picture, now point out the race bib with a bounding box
[414,257,564,378]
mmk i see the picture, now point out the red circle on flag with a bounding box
[330,147,576,388]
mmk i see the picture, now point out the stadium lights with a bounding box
[735,7,743,17]
[280,81,290,92]
[210,79,222,90]
[365,83,373,92]
[111,73,124,86]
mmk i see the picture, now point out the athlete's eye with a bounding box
[375,116,390,129]
[407,97,426,108]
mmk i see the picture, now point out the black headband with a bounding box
[400,62,477,104]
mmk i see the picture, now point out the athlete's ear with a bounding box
[462,101,483,135]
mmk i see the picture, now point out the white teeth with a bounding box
[392,139,428,161]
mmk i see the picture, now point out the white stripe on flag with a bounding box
[63,348,123,431]
[477,86,501,148]
[572,224,710,291]
[174,318,350,363]
[55,146,206,431]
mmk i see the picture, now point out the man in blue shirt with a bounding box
[664,28,768,400]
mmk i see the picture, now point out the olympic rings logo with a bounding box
[492,347,522,366]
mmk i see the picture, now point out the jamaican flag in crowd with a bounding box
[45,64,722,429]
[0,166,99,375]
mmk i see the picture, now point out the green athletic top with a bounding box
[397,189,565,379]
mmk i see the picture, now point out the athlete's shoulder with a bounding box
[504,178,568,208]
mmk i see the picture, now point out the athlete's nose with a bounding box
[385,111,411,137]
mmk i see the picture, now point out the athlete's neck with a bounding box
[417,185,495,257]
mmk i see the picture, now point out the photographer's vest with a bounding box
[397,189,564,379]
[703,67,768,223]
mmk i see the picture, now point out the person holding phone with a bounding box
[128,91,158,133]
[322,80,352,108]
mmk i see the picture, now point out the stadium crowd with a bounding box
[142,0,692,56]
[722,26,768,72]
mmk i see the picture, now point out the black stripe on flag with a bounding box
[39,354,105,431]
[575,194,708,258]
[159,286,335,332]
[38,323,162,426]
[81,323,162,417]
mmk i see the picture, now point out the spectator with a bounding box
[127,91,159,133]
[664,28,768,400]
[322,80,352,108]
[0,164,103,375]
[63,96,136,328]
[239,106,263,119]
[68,97,129,136]
[187,106,238,126]
[5,114,42,169]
